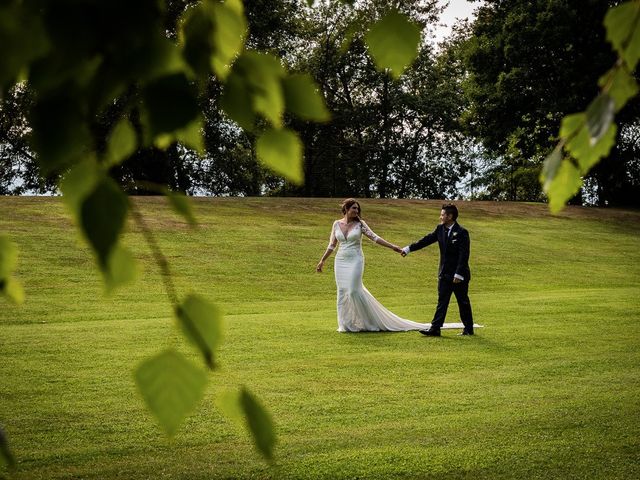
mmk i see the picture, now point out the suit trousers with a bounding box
[431,277,473,331]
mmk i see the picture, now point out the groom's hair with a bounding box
[442,203,458,220]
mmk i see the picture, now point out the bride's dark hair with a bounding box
[341,198,362,222]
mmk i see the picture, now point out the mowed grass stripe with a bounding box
[1,197,639,479]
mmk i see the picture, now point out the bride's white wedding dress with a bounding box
[328,220,431,332]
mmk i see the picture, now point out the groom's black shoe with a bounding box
[457,329,474,336]
[419,327,441,337]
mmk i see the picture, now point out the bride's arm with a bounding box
[316,222,338,272]
[361,221,402,253]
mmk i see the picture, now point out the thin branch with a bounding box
[129,200,179,307]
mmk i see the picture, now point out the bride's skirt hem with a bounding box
[337,325,422,333]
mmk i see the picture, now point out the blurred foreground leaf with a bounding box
[0,425,15,470]
[563,115,617,174]
[221,52,285,129]
[142,73,200,138]
[60,159,101,212]
[256,128,303,184]
[604,1,640,71]
[598,66,639,111]
[0,235,24,305]
[166,191,198,226]
[0,235,18,280]
[210,0,247,79]
[240,387,276,461]
[545,160,582,213]
[216,388,244,426]
[104,245,137,294]
[180,0,247,80]
[0,2,49,92]
[135,349,207,436]
[29,90,92,173]
[282,74,330,121]
[365,11,420,78]
[80,176,129,269]
[176,295,223,369]
[585,93,615,145]
[105,118,137,167]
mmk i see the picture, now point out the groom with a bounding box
[401,203,474,336]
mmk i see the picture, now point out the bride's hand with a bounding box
[316,261,324,273]
[392,245,402,254]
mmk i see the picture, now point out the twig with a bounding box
[128,200,179,307]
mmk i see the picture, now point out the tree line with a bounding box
[1,0,638,206]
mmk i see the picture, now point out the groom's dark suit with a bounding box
[408,222,474,332]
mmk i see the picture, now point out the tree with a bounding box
[0,84,56,194]
[281,0,474,199]
[459,0,639,204]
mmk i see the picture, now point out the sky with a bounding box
[431,0,479,44]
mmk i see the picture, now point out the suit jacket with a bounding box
[408,222,471,281]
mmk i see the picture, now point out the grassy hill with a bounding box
[1,197,639,479]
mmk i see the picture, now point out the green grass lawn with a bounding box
[1,197,639,479]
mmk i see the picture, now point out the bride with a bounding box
[316,198,431,332]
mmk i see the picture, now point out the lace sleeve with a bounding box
[327,221,338,250]
[360,220,379,242]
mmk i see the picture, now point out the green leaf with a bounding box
[104,245,137,294]
[0,235,18,280]
[60,158,101,214]
[175,295,223,369]
[105,119,137,167]
[0,236,24,304]
[80,176,129,269]
[282,74,331,122]
[142,73,200,137]
[29,90,92,173]
[180,0,246,80]
[211,0,247,80]
[222,52,286,129]
[543,159,583,214]
[365,11,421,79]
[559,112,584,139]
[243,53,286,127]
[0,425,15,470]
[153,116,204,155]
[180,3,216,78]
[256,128,303,184]
[566,120,617,174]
[0,3,49,91]
[604,1,640,71]
[220,72,255,130]
[585,94,615,145]
[117,34,186,86]
[176,116,205,155]
[240,387,276,461]
[598,66,639,112]
[216,388,244,427]
[1,277,25,305]
[540,144,564,193]
[135,349,208,436]
[166,191,198,227]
